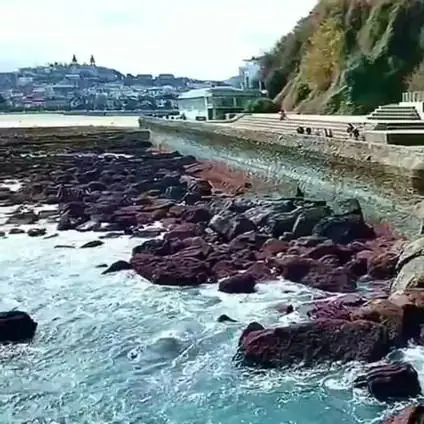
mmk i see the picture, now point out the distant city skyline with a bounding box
[0,0,316,80]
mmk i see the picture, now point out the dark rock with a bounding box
[43,233,59,239]
[308,294,365,320]
[292,205,331,237]
[354,362,421,401]
[333,198,363,217]
[238,322,265,346]
[54,245,76,249]
[219,273,257,294]
[9,228,25,235]
[350,299,408,346]
[131,252,213,286]
[0,311,37,343]
[237,319,391,367]
[183,206,212,223]
[0,231,5,237]
[276,303,294,315]
[313,215,375,244]
[99,232,124,239]
[259,238,289,258]
[368,252,399,280]
[131,228,163,238]
[6,209,38,225]
[102,260,133,275]
[165,185,187,201]
[187,178,212,196]
[96,264,108,268]
[271,255,356,292]
[76,220,101,232]
[217,314,237,323]
[209,213,256,241]
[27,228,47,237]
[80,240,104,249]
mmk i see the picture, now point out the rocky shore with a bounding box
[1,126,424,422]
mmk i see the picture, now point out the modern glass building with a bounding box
[178,86,262,120]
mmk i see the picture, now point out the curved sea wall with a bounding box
[145,118,424,197]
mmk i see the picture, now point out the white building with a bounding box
[178,86,262,120]
[239,59,262,90]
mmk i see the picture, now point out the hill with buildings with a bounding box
[0,55,218,112]
[260,0,424,114]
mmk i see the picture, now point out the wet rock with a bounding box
[131,228,163,238]
[9,228,25,235]
[219,273,257,294]
[0,311,37,343]
[383,405,424,424]
[237,319,391,367]
[354,362,421,401]
[228,231,268,252]
[217,314,237,323]
[209,213,256,241]
[131,252,213,286]
[276,303,294,315]
[54,245,75,249]
[6,209,38,225]
[271,255,356,292]
[0,230,5,237]
[165,185,187,201]
[27,228,47,237]
[80,240,104,249]
[96,264,108,268]
[308,294,365,320]
[165,223,203,241]
[76,220,101,232]
[102,260,133,275]
[238,322,265,346]
[99,232,124,239]
[43,233,59,239]
[350,299,409,346]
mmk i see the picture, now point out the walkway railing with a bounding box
[402,91,424,102]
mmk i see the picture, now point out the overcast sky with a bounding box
[0,0,316,80]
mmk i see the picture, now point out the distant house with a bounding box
[178,86,262,120]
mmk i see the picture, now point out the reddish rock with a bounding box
[164,223,203,241]
[183,206,212,223]
[350,299,406,345]
[304,243,353,264]
[259,238,289,258]
[271,255,356,293]
[354,362,421,401]
[245,262,273,282]
[308,294,365,320]
[131,252,213,286]
[211,260,240,279]
[209,213,256,241]
[219,273,257,294]
[237,319,391,367]
[383,405,424,424]
[368,251,399,280]
[275,303,294,315]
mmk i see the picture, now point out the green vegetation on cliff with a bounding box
[261,0,424,114]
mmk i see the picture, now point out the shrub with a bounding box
[245,98,279,113]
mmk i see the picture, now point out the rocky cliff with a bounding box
[261,0,424,114]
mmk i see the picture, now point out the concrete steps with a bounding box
[368,104,421,121]
[232,114,363,139]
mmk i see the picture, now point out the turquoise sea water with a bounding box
[0,209,423,424]
[0,115,423,423]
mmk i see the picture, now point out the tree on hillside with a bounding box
[407,61,424,91]
[301,18,344,91]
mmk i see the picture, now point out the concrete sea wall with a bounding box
[145,118,424,197]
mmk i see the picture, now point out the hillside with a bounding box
[261,0,424,114]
